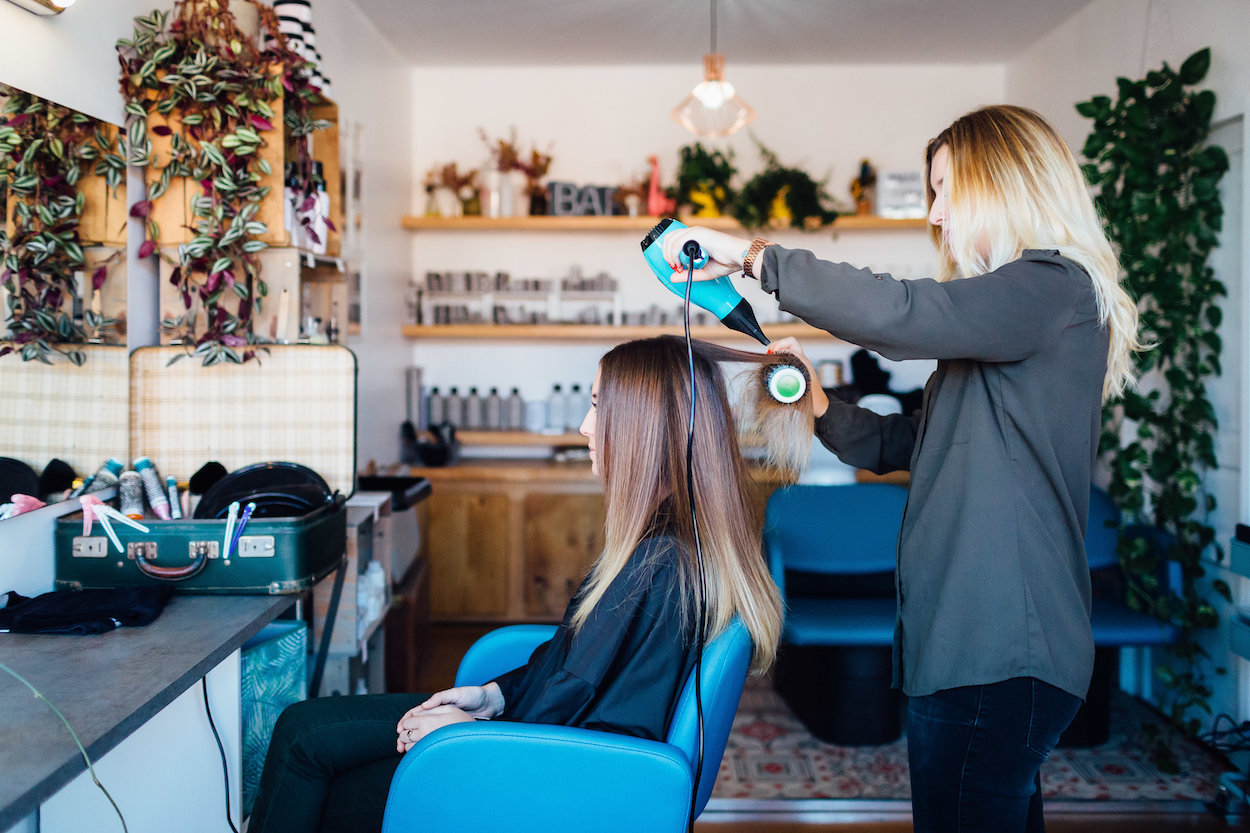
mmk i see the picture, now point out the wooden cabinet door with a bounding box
[424,490,510,618]
[523,492,604,619]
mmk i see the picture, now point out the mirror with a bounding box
[0,82,129,514]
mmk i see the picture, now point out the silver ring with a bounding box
[406,728,414,742]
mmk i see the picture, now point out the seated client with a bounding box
[246,335,813,833]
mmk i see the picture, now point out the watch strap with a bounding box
[742,237,773,279]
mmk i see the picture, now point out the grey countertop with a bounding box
[0,594,293,830]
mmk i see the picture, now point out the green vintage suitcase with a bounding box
[54,345,356,594]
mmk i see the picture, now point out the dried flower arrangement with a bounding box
[0,86,126,365]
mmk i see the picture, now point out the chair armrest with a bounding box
[454,624,558,686]
[381,721,693,833]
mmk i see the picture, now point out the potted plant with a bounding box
[731,139,839,231]
[516,146,553,216]
[671,142,735,218]
[478,127,522,218]
[0,86,126,365]
[117,1,329,364]
[1078,47,1229,771]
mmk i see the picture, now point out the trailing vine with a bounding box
[1077,47,1229,770]
[0,87,125,365]
[117,1,328,364]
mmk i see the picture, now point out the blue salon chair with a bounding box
[1059,485,1178,747]
[764,483,908,745]
[381,618,752,833]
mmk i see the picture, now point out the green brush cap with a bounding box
[767,365,806,404]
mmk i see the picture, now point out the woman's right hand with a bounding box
[768,337,829,417]
[659,226,752,283]
[411,682,505,719]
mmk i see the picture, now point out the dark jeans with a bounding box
[907,677,1082,833]
[248,693,428,833]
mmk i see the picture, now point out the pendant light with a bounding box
[671,0,755,138]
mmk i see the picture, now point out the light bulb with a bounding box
[692,80,735,110]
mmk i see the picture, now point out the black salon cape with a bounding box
[491,535,696,741]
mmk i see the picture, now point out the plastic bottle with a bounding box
[426,387,445,428]
[445,387,464,428]
[464,387,483,429]
[567,383,588,430]
[309,161,329,255]
[506,387,525,430]
[547,384,566,433]
[485,387,503,430]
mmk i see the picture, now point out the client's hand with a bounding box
[417,682,505,718]
[395,704,474,754]
[768,337,829,417]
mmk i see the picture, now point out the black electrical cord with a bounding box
[681,242,707,833]
[201,676,240,833]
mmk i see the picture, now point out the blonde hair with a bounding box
[924,105,1143,400]
[571,336,813,673]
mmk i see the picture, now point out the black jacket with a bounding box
[492,535,696,739]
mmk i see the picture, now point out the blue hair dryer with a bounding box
[640,218,769,346]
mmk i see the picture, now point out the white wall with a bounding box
[308,1,414,467]
[0,0,157,125]
[1007,0,1250,731]
[407,63,1004,428]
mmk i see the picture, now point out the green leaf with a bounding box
[1179,48,1211,85]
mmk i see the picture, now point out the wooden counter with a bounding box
[406,459,789,623]
[0,594,292,829]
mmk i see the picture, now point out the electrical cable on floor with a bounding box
[201,676,240,833]
[0,660,128,833]
[1202,713,1250,752]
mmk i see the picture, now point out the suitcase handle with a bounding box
[135,548,209,582]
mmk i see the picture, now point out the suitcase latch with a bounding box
[191,541,220,560]
[237,536,275,558]
[72,537,108,558]
[127,542,158,560]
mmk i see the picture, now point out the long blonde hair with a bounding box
[924,104,1142,400]
[571,336,812,673]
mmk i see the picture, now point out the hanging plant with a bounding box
[731,138,839,231]
[1078,47,1229,771]
[117,1,328,365]
[670,142,736,217]
[0,86,125,365]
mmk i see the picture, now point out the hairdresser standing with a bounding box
[663,105,1141,833]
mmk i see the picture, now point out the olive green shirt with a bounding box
[758,246,1105,699]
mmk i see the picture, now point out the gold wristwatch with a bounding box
[742,237,773,280]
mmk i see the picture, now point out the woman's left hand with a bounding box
[395,704,475,753]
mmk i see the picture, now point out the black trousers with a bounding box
[906,677,1082,833]
[248,693,428,833]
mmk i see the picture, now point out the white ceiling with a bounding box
[349,0,1097,66]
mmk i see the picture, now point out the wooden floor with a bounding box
[416,625,1244,832]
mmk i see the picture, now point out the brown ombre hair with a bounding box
[924,105,1142,401]
[571,336,812,673]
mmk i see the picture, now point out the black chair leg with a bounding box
[775,643,903,746]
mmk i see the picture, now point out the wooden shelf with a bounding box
[455,430,586,447]
[401,321,841,342]
[401,215,927,233]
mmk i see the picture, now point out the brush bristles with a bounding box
[737,361,815,480]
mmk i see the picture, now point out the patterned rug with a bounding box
[713,677,1232,803]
